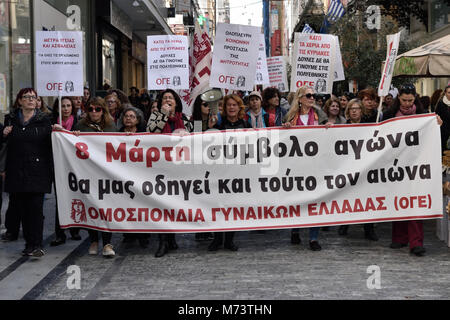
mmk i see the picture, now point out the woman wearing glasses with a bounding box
[2,88,53,257]
[105,94,123,128]
[383,83,442,256]
[284,86,327,251]
[73,97,117,257]
[336,99,378,241]
[147,89,193,258]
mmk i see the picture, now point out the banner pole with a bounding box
[58,94,62,126]
[376,96,384,123]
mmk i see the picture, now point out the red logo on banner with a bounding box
[71,199,87,223]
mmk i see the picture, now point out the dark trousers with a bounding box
[5,193,21,236]
[11,192,45,248]
[88,230,112,246]
[54,184,79,239]
[212,232,235,244]
[392,220,423,249]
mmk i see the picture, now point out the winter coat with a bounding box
[73,118,117,133]
[435,99,450,153]
[146,111,193,133]
[4,109,53,193]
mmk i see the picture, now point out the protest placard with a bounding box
[210,23,260,91]
[378,31,402,97]
[266,56,289,92]
[35,31,84,97]
[291,33,336,93]
[53,115,442,233]
[147,35,189,90]
[255,34,270,85]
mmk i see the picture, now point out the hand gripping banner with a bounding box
[52,114,443,233]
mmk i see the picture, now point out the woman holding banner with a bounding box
[2,88,53,257]
[208,94,251,252]
[50,97,82,246]
[284,86,327,251]
[383,83,442,256]
[73,97,117,257]
[336,99,378,241]
[147,89,193,258]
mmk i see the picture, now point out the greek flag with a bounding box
[302,24,315,33]
[326,0,345,23]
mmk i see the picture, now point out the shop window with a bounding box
[102,36,117,89]
[430,0,450,32]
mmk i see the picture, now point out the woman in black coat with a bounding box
[3,88,53,257]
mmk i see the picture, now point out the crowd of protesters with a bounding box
[0,83,448,259]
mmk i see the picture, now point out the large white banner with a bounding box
[266,56,289,93]
[291,33,336,93]
[147,35,189,90]
[35,31,84,97]
[52,115,443,233]
[210,23,260,91]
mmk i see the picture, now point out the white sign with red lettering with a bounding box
[266,56,289,92]
[255,34,270,85]
[147,35,189,90]
[210,23,260,91]
[378,31,401,97]
[291,33,336,93]
[52,115,442,233]
[35,31,84,97]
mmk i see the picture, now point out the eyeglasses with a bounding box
[124,114,137,119]
[399,84,416,95]
[201,102,209,107]
[304,93,316,99]
[22,95,37,100]
[88,106,102,113]
[106,100,116,104]
[348,107,361,111]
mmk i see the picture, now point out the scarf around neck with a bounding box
[396,104,417,117]
[249,109,264,128]
[291,107,318,126]
[162,112,185,133]
[443,95,450,107]
[58,115,75,130]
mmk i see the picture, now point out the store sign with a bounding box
[35,31,84,97]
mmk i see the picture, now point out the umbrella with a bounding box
[392,34,450,77]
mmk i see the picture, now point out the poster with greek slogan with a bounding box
[255,34,270,85]
[35,31,84,97]
[52,115,442,233]
[291,33,336,93]
[333,36,345,82]
[210,23,260,91]
[266,56,288,92]
[147,35,189,90]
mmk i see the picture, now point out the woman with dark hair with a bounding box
[50,97,81,246]
[384,84,442,256]
[119,106,150,248]
[208,94,251,252]
[357,88,379,123]
[419,96,431,113]
[322,97,346,125]
[2,88,53,257]
[138,93,152,122]
[146,89,193,258]
[74,97,117,257]
[190,94,215,241]
[262,87,287,127]
[430,89,443,112]
[433,85,450,154]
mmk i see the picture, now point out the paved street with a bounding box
[0,191,449,301]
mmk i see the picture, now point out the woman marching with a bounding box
[208,94,252,252]
[2,88,53,257]
[73,97,117,257]
[50,97,82,246]
[336,99,378,241]
[146,89,193,258]
[383,83,442,256]
[284,86,327,251]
